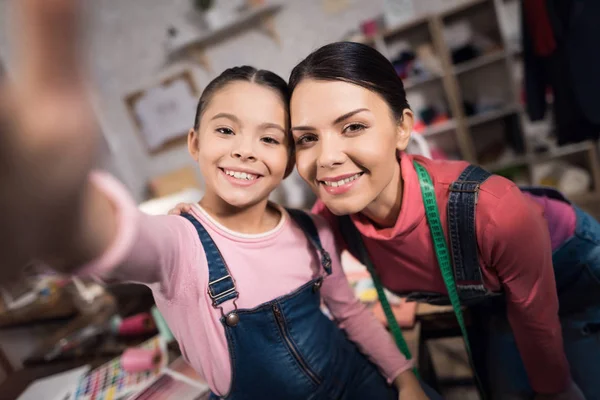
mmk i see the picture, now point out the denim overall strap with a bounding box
[448,164,491,300]
[180,213,238,307]
[286,208,332,275]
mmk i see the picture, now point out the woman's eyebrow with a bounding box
[332,108,369,125]
[291,108,370,132]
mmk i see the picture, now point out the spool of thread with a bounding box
[117,313,156,336]
[121,348,161,373]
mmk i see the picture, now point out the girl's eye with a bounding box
[343,123,366,134]
[296,134,317,145]
[262,137,280,145]
[216,127,234,135]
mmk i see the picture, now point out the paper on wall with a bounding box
[134,80,197,151]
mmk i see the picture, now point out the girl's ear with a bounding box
[187,128,199,160]
[396,109,414,151]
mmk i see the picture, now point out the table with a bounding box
[0,358,112,400]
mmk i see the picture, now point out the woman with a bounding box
[288,42,599,399]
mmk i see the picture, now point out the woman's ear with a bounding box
[396,108,414,151]
[187,128,199,160]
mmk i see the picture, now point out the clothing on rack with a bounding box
[522,0,600,145]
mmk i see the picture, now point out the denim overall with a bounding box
[180,210,400,400]
[341,165,600,399]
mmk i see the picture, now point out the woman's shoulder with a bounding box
[410,155,518,200]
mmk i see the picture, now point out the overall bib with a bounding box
[181,210,401,399]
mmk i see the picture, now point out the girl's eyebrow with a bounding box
[212,113,285,135]
[211,113,240,123]
[260,122,286,134]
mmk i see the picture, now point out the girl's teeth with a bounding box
[225,170,257,180]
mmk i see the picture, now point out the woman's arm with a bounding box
[483,185,573,396]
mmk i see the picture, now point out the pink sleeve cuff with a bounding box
[386,360,414,385]
[76,171,140,281]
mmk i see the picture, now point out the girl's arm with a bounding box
[312,215,424,396]
[0,0,196,293]
[0,0,100,279]
[75,173,199,295]
[0,0,120,280]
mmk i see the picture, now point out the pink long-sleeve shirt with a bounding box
[313,154,576,395]
[79,173,411,396]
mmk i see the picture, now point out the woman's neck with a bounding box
[199,195,281,234]
[361,162,403,229]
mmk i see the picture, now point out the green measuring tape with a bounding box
[346,228,417,374]
[342,160,486,396]
[412,160,486,399]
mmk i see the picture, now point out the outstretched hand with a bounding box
[0,0,98,280]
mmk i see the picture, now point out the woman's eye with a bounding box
[216,127,234,135]
[343,123,366,134]
[262,137,280,145]
[296,134,317,145]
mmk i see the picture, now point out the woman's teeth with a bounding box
[224,169,258,180]
[322,173,362,187]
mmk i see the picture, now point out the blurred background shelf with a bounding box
[352,0,600,214]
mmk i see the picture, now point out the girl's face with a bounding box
[189,81,290,210]
[291,79,413,216]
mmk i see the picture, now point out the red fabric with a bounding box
[524,0,557,56]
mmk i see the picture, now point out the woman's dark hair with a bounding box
[289,42,410,120]
[193,66,290,130]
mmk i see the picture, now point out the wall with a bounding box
[0,0,475,202]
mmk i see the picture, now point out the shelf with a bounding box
[358,14,431,45]
[404,74,442,90]
[440,0,491,18]
[483,141,595,172]
[483,155,529,173]
[167,4,281,52]
[165,3,282,70]
[422,119,457,138]
[453,50,507,75]
[529,141,595,164]
[466,105,519,127]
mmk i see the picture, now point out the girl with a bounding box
[0,3,440,398]
[288,42,597,400]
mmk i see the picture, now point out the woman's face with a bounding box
[291,79,412,216]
